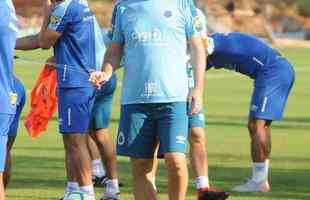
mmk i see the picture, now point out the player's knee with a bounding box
[165,153,187,174]
[248,122,267,141]
[65,136,87,154]
[131,158,153,178]
[189,128,205,146]
[248,122,264,134]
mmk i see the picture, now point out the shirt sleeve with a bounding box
[196,8,207,39]
[183,0,199,38]
[111,5,125,44]
[47,3,71,32]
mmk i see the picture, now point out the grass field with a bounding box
[7,48,310,200]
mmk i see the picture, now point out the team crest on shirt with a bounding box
[164,10,172,18]
[50,15,61,25]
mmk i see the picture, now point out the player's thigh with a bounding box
[117,104,157,158]
[90,93,114,131]
[157,102,189,155]
[58,87,96,134]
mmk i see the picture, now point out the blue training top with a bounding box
[48,0,105,88]
[207,32,282,79]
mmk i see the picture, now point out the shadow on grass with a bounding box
[6,153,310,200]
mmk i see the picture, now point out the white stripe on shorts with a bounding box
[68,107,71,127]
[261,97,268,112]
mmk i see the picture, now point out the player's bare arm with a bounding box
[90,43,123,86]
[15,35,40,50]
[188,35,206,114]
[38,0,61,49]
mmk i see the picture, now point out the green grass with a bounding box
[7,48,310,200]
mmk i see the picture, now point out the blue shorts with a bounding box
[90,74,116,130]
[58,87,96,134]
[0,114,14,172]
[117,102,189,158]
[8,98,25,137]
[189,112,206,129]
[90,93,114,130]
[250,58,295,121]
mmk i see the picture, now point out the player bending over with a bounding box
[205,32,295,193]
[3,77,26,188]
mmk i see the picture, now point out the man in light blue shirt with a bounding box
[90,0,206,199]
[0,1,18,199]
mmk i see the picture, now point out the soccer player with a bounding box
[0,0,18,199]
[15,0,106,199]
[3,77,26,188]
[205,32,295,192]
[90,0,206,200]
[89,73,120,199]
[187,9,229,200]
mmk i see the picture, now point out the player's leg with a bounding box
[63,134,93,192]
[87,136,106,182]
[0,114,14,200]
[164,153,188,200]
[189,114,229,200]
[58,88,95,199]
[89,93,120,199]
[158,102,189,200]
[3,136,15,188]
[91,129,120,199]
[117,104,157,200]
[232,61,295,193]
[131,158,157,200]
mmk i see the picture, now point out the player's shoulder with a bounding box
[52,0,87,17]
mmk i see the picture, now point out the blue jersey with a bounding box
[207,32,281,79]
[0,0,18,114]
[112,0,198,104]
[48,0,105,88]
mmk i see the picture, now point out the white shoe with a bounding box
[231,179,270,193]
[63,191,96,200]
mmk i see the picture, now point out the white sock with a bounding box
[66,182,79,192]
[196,176,210,190]
[80,185,95,197]
[105,179,120,195]
[251,159,269,183]
[151,176,157,191]
[92,159,106,177]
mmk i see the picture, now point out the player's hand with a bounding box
[188,87,203,115]
[89,71,111,88]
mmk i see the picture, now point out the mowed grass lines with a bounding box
[6,48,310,200]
